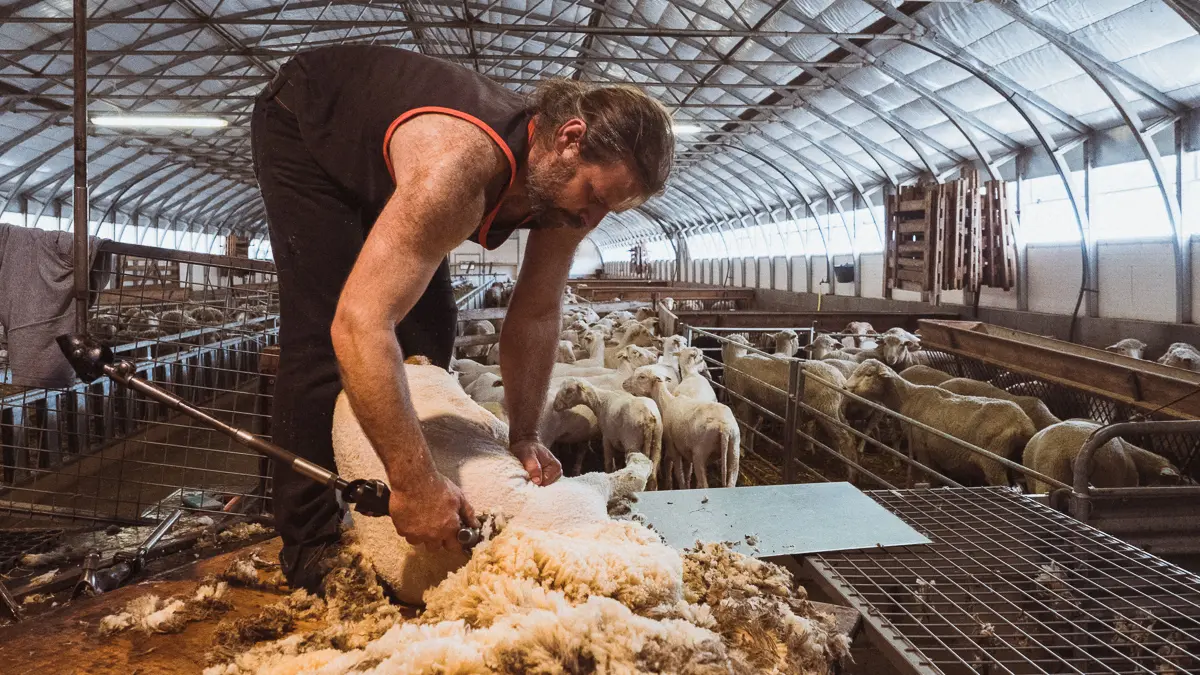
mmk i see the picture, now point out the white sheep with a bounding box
[805,334,860,361]
[710,299,737,311]
[899,364,954,386]
[771,329,801,357]
[658,335,687,373]
[842,321,875,348]
[1022,419,1181,494]
[604,323,655,368]
[1158,342,1200,371]
[845,360,1037,487]
[635,307,656,322]
[555,340,577,364]
[1105,338,1147,360]
[461,319,497,359]
[854,333,929,370]
[554,378,664,489]
[624,368,739,489]
[657,297,677,337]
[937,378,1061,431]
[674,347,718,402]
[464,371,505,404]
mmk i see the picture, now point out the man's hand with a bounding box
[388,472,478,551]
[510,438,562,486]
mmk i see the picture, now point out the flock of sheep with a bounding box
[454,298,741,490]
[734,322,1189,495]
[454,291,1191,496]
[87,301,272,345]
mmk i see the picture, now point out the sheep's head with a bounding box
[844,359,895,402]
[678,347,707,375]
[660,335,687,356]
[635,307,655,321]
[772,330,800,357]
[624,323,656,347]
[660,297,675,311]
[1105,338,1147,359]
[1160,347,1200,372]
[553,379,587,411]
[845,321,874,335]
[581,329,604,350]
[804,334,840,357]
[618,345,658,368]
[877,334,914,366]
[622,367,663,397]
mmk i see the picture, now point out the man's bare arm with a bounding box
[331,114,505,546]
[501,226,588,484]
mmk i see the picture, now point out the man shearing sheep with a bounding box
[251,45,675,590]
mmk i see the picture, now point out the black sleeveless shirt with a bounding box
[283,45,534,250]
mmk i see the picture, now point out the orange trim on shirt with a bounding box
[381,106,517,246]
[477,116,537,247]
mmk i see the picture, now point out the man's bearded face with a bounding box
[527,153,587,229]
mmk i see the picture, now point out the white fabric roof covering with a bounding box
[0,0,1197,247]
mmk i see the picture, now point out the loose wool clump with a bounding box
[99,580,231,635]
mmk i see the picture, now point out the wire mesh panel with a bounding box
[0,242,278,532]
[807,488,1200,675]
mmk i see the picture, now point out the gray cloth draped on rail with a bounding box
[0,223,112,388]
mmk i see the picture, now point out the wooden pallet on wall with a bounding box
[885,172,1018,300]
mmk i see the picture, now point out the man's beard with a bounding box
[527,155,586,229]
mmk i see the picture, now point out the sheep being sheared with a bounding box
[333,359,657,604]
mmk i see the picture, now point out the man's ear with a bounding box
[556,118,587,154]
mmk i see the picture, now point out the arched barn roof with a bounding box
[1,0,1198,249]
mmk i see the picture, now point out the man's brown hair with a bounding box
[531,79,675,197]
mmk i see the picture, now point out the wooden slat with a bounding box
[897,221,928,234]
[897,269,926,283]
[897,243,927,254]
[919,320,1200,420]
[897,198,926,212]
[897,258,925,270]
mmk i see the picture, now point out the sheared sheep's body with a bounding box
[938,377,1062,431]
[1022,420,1139,494]
[846,360,1037,487]
[900,364,954,386]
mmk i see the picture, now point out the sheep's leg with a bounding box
[981,458,1011,488]
[571,441,588,477]
[692,446,710,489]
[602,438,616,473]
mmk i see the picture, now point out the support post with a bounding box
[782,358,802,484]
[72,0,89,332]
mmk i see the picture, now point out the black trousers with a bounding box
[251,72,457,575]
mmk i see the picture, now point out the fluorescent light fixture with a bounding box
[91,115,229,129]
[673,124,703,134]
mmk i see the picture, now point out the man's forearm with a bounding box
[333,324,438,489]
[500,308,561,441]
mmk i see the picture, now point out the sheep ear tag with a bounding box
[630,483,928,559]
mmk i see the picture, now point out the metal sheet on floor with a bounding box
[630,483,930,557]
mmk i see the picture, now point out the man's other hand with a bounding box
[389,473,477,551]
[510,438,563,486]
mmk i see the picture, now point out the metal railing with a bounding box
[1,242,278,534]
[455,274,504,311]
